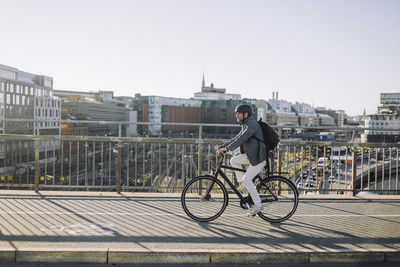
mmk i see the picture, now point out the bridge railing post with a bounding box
[116,142,122,194]
[33,138,40,193]
[352,148,357,196]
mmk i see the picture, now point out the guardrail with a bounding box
[1,133,399,195]
[1,117,389,138]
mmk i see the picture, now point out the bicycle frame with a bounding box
[204,154,262,201]
[204,154,289,202]
[215,164,248,200]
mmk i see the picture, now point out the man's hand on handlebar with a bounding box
[215,146,228,155]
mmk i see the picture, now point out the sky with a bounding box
[1,0,399,116]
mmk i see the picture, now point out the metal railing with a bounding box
[0,117,384,137]
[1,135,399,195]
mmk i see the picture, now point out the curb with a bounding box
[1,249,399,264]
[108,251,209,264]
[0,249,14,263]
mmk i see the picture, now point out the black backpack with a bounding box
[252,118,280,151]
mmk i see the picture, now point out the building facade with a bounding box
[315,107,345,126]
[361,92,400,143]
[266,109,298,126]
[318,113,335,126]
[362,113,400,143]
[292,102,319,126]
[54,90,134,137]
[266,93,300,126]
[0,64,61,135]
[378,93,400,114]
[132,95,202,136]
[61,95,130,136]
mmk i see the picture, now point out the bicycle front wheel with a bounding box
[256,176,299,223]
[181,175,228,222]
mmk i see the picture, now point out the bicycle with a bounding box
[181,153,299,223]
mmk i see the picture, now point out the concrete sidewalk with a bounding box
[0,190,399,264]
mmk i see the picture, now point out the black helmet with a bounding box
[235,104,252,116]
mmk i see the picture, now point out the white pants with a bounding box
[230,154,266,206]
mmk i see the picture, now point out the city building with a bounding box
[378,93,400,114]
[133,83,251,138]
[268,92,292,112]
[266,109,298,126]
[53,89,97,101]
[318,113,335,126]
[54,90,135,136]
[194,74,241,100]
[292,102,319,126]
[266,92,298,125]
[362,112,400,143]
[315,107,345,126]
[61,95,130,136]
[0,64,61,135]
[132,94,202,136]
[362,92,400,143]
[200,99,243,138]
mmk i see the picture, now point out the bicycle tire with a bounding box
[181,175,228,222]
[256,175,299,223]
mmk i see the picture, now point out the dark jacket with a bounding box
[222,116,266,165]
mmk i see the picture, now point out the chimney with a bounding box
[272,92,275,99]
[276,92,279,100]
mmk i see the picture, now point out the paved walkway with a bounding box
[0,190,399,264]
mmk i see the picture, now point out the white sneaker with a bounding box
[247,204,264,217]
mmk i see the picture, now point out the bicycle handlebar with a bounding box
[217,152,225,166]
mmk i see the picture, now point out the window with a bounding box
[0,68,17,80]
[44,79,52,88]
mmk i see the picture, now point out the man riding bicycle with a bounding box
[217,104,266,217]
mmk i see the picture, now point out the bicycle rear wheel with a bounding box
[256,176,299,223]
[181,175,228,222]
